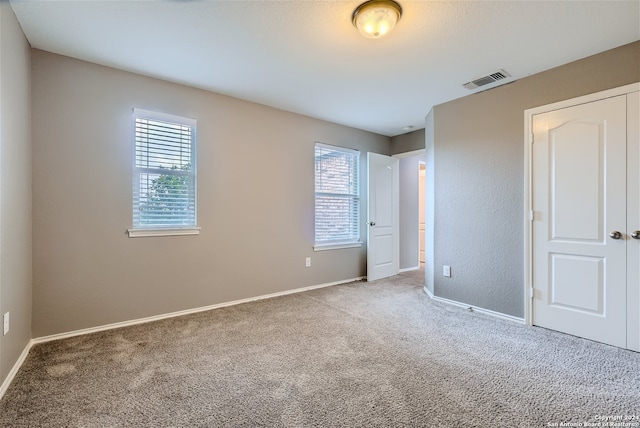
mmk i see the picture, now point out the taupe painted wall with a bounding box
[0,4,32,384]
[431,41,640,317]
[390,129,425,156]
[31,50,390,337]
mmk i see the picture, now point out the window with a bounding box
[128,108,198,237]
[314,143,361,249]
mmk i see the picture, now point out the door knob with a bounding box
[631,231,640,240]
[609,231,622,240]
[368,221,376,226]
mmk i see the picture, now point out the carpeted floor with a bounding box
[1,270,639,427]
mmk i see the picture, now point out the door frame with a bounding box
[523,82,640,326]
[418,160,426,265]
[627,91,640,351]
[392,149,426,272]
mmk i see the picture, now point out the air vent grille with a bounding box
[463,69,511,90]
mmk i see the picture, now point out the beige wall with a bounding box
[431,41,640,317]
[0,4,32,384]
[31,50,390,337]
[390,129,425,156]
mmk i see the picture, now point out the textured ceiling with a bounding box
[10,0,640,136]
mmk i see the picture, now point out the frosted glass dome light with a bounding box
[352,0,402,39]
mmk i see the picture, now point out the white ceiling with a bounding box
[9,0,640,137]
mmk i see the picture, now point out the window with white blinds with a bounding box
[132,109,197,231]
[315,143,360,246]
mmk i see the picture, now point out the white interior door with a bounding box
[367,152,399,281]
[532,95,627,348]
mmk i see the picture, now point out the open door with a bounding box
[367,152,399,281]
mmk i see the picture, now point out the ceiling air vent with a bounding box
[463,69,511,90]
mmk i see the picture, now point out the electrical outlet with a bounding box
[3,312,9,336]
[443,265,451,278]
[305,257,311,268]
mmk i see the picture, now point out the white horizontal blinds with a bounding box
[133,109,196,228]
[315,143,360,244]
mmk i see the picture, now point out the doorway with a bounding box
[395,150,426,273]
[419,162,426,268]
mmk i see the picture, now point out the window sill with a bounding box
[127,227,201,238]
[313,242,363,252]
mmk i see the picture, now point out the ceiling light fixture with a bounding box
[352,0,402,39]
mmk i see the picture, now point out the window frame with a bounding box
[127,108,200,238]
[313,142,362,251]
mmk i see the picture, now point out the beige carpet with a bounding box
[1,270,639,427]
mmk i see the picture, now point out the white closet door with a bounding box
[532,95,627,348]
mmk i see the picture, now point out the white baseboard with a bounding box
[32,276,365,345]
[423,290,524,324]
[399,266,420,273]
[423,286,434,299]
[3,278,363,400]
[3,277,523,401]
[0,340,33,401]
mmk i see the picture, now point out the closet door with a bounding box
[628,92,640,352]
[532,95,627,348]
